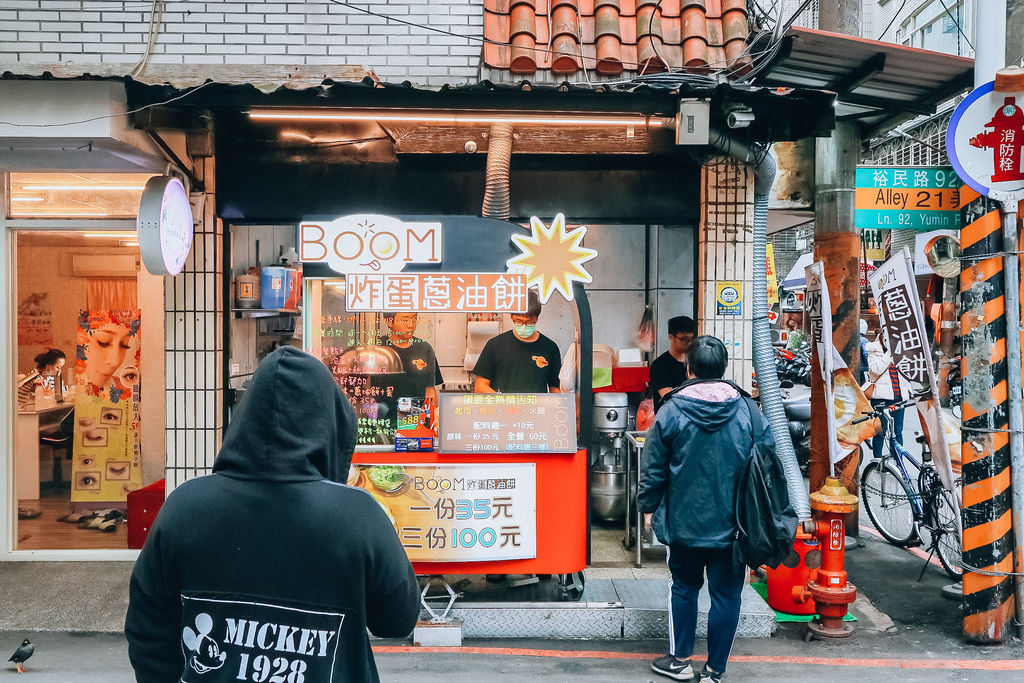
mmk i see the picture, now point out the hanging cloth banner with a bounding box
[806,262,876,470]
[868,248,955,493]
[805,262,842,470]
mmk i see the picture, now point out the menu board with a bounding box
[315,285,440,446]
[438,393,577,454]
[350,462,536,562]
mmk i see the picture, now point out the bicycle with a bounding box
[855,400,963,581]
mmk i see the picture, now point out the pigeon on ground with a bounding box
[8,639,34,674]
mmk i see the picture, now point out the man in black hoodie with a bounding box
[639,336,774,683]
[125,346,419,682]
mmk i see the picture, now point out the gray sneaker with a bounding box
[700,665,723,682]
[651,655,694,680]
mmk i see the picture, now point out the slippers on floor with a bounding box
[57,510,94,523]
[17,508,42,520]
[78,516,108,530]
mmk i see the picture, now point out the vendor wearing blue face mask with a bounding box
[473,289,562,394]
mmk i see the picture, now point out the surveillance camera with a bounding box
[726,107,755,129]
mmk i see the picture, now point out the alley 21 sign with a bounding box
[855,166,962,231]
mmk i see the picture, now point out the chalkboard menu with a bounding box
[438,393,577,454]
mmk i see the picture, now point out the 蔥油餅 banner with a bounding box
[868,249,956,493]
[805,263,875,470]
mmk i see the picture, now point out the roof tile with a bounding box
[484,0,751,77]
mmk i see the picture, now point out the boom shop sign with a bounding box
[299,214,441,274]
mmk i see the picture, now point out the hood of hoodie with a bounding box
[213,346,356,483]
[669,380,743,432]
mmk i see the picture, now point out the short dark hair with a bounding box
[668,315,696,336]
[524,289,542,319]
[687,336,728,379]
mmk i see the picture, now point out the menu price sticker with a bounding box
[352,463,537,562]
[438,393,577,454]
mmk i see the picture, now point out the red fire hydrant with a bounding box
[969,95,1024,183]
[792,477,858,639]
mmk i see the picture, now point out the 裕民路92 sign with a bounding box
[854,166,962,231]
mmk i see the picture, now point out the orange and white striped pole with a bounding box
[959,188,1017,642]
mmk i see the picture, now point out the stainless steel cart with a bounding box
[623,430,662,567]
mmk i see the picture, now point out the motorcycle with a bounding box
[779,380,811,474]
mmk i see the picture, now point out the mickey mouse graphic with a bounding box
[182,612,227,675]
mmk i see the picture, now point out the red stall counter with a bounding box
[127,478,165,549]
[351,450,587,575]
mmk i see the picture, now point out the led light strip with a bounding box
[249,109,662,127]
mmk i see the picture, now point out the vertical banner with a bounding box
[72,310,144,503]
[805,262,842,469]
[766,244,780,306]
[868,249,955,492]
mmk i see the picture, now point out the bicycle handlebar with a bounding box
[851,399,916,424]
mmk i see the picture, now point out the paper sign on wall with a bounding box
[716,281,743,316]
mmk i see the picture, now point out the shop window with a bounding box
[12,231,165,551]
[7,173,155,219]
[306,279,446,449]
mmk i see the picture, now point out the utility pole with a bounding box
[810,1,862,523]
[958,0,1020,643]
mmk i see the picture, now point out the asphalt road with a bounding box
[4,530,1022,683]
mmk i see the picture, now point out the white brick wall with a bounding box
[0,0,485,86]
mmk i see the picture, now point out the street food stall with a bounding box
[298,213,594,586]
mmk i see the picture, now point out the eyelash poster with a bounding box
[71,310,143,503]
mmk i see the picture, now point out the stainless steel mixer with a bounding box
[590,392,628,521]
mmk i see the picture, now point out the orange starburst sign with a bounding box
[506,213,597,303]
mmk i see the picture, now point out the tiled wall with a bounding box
[698,156,754,390]
[164,157,223,489]
[0,0,485,86]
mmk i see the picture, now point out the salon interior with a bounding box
[11,172,165,551]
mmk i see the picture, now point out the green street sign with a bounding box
[855,166,962,231]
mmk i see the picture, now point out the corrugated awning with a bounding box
[753,27,973,138]
[0,63,372,93]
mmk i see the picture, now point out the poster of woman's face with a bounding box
[76,310,141,395]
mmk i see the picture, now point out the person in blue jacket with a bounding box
[638,336,775,683]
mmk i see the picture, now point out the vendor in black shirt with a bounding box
[381,312,443,403]
[474,290,561,393]
[649,315,696,412]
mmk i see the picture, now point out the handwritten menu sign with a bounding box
[351,462,537,562]
[438,393,577,454]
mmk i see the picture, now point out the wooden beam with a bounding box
[387,124,655,154]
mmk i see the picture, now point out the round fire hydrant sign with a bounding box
[947,80,1024,199]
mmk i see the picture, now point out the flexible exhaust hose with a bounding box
[482,123,513,220]
[709,128,811,520]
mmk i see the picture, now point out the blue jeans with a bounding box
[667,545,745,674]
[870,399,905,458]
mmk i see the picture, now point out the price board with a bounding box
[350,462,537,562]
[438,393,577,454]
[855,166,962,231]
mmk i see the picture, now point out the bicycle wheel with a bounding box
[927,489,963,580]
[861,460,918,546]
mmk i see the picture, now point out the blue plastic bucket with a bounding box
[260,267,291,309]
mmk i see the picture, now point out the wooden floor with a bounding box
[16,493,128,550]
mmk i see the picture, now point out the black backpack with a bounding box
[733,396,798,569]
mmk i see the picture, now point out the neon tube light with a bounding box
[22,185,148,191]
[249,109,663,127]
[11,196,45,202]
[11,211,110,217]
